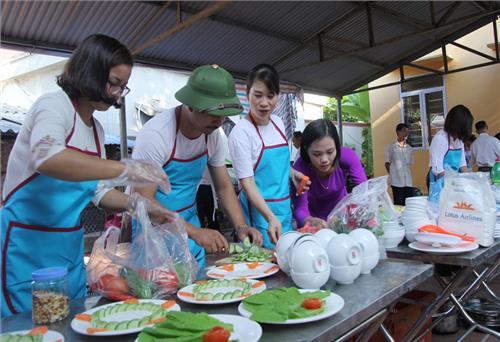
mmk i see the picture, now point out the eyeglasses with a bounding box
[107,80,130,97]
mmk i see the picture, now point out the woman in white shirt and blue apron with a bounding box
[1,35,171,316]
[228,64,309,249]
[428,105,474,211]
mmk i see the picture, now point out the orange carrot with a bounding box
[221,264,234,272]
[124,298,139,304]
[161,300,177,309]
[297,175,310,195]
[75,313,92,321]
[178,291,195,298]
[87,327,109,334]
[246,262,261,269]
[208,273,225,278]
[264,265,279,274]
[28,326,48,336]
[252,281,265,289]
[148,317,166,324]
[55,339,63,342]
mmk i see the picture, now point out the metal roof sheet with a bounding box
[2,1,499,96]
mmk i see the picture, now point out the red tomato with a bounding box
[98,274,128,294]
[139,267,180,291]
[203,326,231,342]
[302,298,322,310]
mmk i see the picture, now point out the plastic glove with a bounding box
[291,168,311,195]
[127,193,178,225]
[101,159,171,193]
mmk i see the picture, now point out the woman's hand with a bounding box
[267,215,282,245]
[236,224,263,247]
[191,228,229,254]
[290,168,311,195]
[304,216,328,229]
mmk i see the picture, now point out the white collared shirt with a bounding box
[471,132,500,167]
[384,140,413,187]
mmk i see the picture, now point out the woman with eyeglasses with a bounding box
[1,34,172,316]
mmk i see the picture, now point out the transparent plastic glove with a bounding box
[102,159,171,193]
[126,193,178,225]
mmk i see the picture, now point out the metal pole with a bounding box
[119,96,128,160]
[336,96,343,144]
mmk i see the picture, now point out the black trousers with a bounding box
[392,186,415,206]
[478,166,492,173]
[196,184,220,230]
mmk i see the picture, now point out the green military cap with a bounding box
[175,64,243,116]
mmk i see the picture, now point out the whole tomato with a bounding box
[138,267,179,291]
[97,274,128,294]
[203,326,231,342]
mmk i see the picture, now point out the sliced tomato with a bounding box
[302,298,322,310]
[203,326,231,342]
[97,274,128,294]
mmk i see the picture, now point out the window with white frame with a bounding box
[400,76,446,149]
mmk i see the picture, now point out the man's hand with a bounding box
[191,228,229,254]
[237,224,263,246]
[267,215,282,245]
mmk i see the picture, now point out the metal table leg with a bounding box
[334,309,393,342]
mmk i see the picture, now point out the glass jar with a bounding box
[32,267,69,324]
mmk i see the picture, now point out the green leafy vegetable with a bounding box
[120,267,155,299]
[242,288,330,323]
[228,237,272,263]
[137,312,233,342]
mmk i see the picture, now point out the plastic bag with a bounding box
[327,176,397,238]
[438,169,496,247]
[87,197,198,299]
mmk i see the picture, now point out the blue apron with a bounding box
[154,106,206,271]
[1,111,101,316]
[428,135,463,205]
[239,114,292,249]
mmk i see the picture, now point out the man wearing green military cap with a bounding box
[132,65,263,270]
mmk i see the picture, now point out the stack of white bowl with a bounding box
[401,196,436,242]
[349,229,380,274]
[382,221,405,248]
[326,234,363,284]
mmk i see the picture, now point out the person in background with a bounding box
[228,64,309,248]
[1,34,173,316]
[293,119,367,228]
[495,132,500,141]
[292,131,302,161]
[464,134,476,172]
[384,123,413,206]
[428,105,473,205]
[132,65,263,271]
[196,167,220,230]
[471,120,500,173]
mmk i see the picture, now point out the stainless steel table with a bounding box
[1,259,433,342]
[387,239,500,342]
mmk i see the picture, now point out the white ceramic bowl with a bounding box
[383,229,405,248]
[277,254,291,274]
[276,231,301,261]
[330,264,361,284]
[383,221,400,231]
[290,239,330,274]
[405,231,417,242]
[359,255,380,274]
[349,228,379,255]
[290,269,330,289]
[405,196,428,205]
[314,229,338,250]
[326,234,363,268]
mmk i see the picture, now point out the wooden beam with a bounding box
[128,1,172,48]
[436,2,461,27]
[272,4,365,66]
[132,1,230,55]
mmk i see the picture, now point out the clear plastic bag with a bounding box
[87,197,198,299]
[327,176,397,238]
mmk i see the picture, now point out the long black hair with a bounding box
[444,104,473,142]
[300,119,341,166]
[247,64,280,95]
[57,34,133,107]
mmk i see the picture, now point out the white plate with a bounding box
[238,289,345,324]
[0,330,64,341]
[71,299,180,336]
[134,314,262,342]
[409,241,479,254]
[206,262,279,279]
[177,279,267,305]
[414,232,463,247]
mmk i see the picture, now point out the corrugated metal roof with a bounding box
[2,1,499,96]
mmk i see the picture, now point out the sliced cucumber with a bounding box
[223,292,233,300]
[105,321,119,330]
[213,293,224,300]
[127,319,141,329]
[232,289,242,298]
[116,322,129,330]
[139,317,151,326]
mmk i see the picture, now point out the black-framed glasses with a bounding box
[107,80,130,97]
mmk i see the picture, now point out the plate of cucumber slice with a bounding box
[177,278,267,304]
[70,299,180,336]
[0,329,64,342]
[206,262,279,280]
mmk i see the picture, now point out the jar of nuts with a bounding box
[32,267,69,324]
